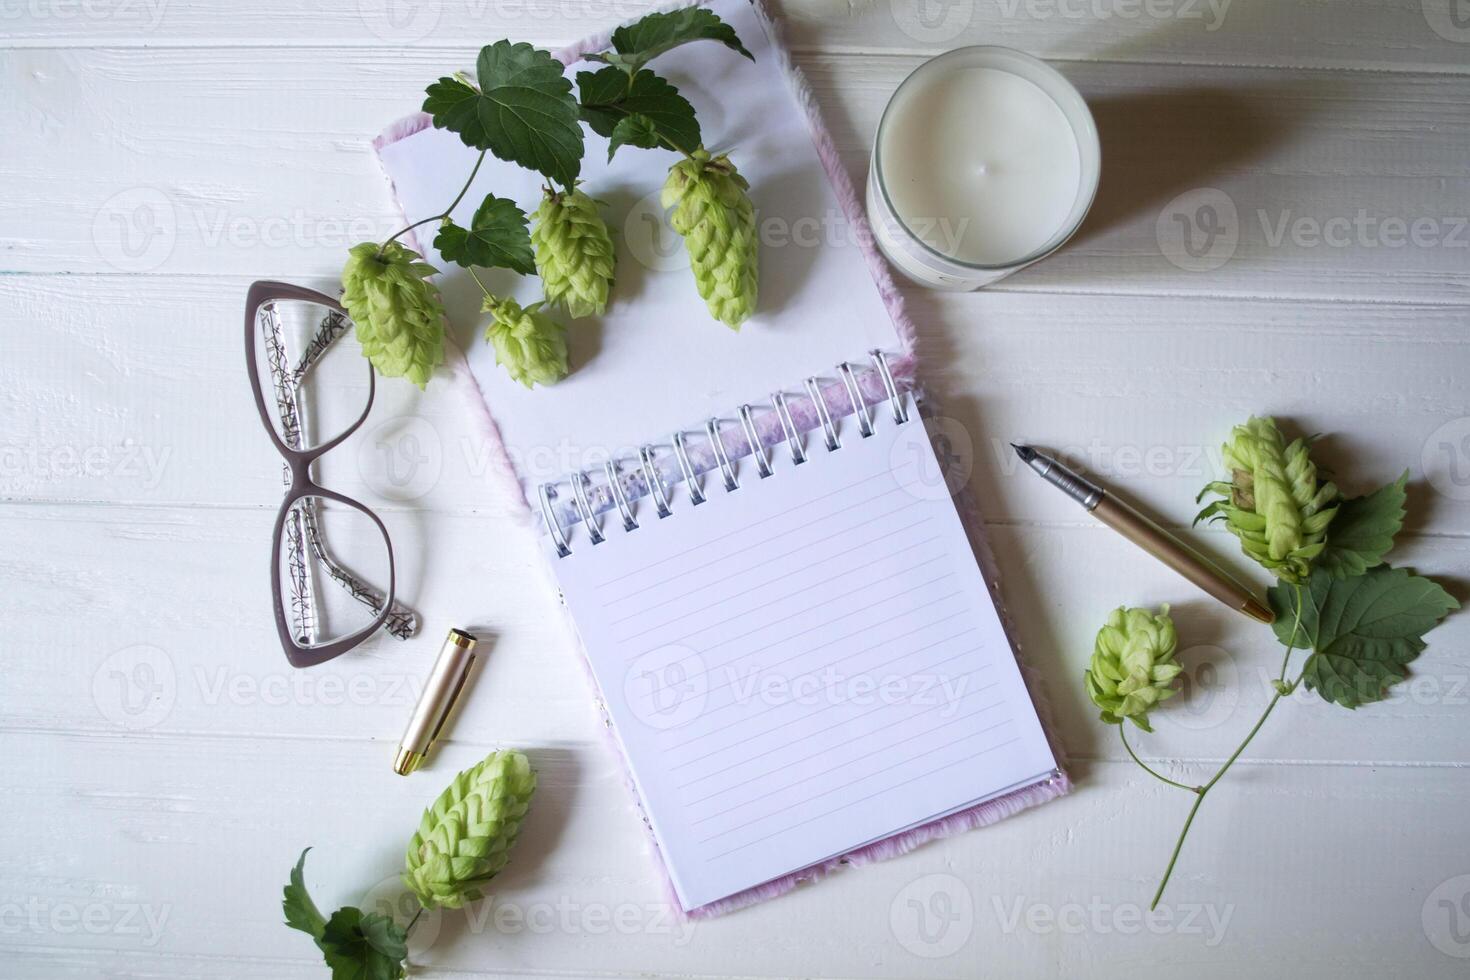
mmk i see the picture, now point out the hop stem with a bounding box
[1147,587,1305,909]
[1119,727,1199,794]
[382,149,489,253]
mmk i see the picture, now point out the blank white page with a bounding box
[550,396,1057,910]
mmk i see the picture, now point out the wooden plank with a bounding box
[3,49,1467,303]
[4,274,1467,535]
[3,504,1465,766]
[3,730,1468,978]
[3,0,1470,75]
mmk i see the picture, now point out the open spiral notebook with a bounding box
[376,0,1066,915]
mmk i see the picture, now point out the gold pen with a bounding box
[1012,444,1275,625]
[394,628,479,775]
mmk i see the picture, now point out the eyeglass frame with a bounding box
[244,280,402,668]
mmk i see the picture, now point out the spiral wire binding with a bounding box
[839,362,874,438]
[739,404,773,478]
[539,356,911,557]
[539,483,572,557]
[639,446,672,518]
[706,419,739,491]
[571,470,605,544]
[605,460,638,531]
[672,431,706,505]
[772,391,806,465]
[804,377,840,451]
[870,349,908,424]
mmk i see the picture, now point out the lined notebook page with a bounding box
[550,396,1057,910]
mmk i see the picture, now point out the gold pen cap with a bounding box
[394,628,478,776]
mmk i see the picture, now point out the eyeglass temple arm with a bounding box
[260,306,420,641]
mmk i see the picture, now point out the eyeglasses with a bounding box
[244,281,420,667]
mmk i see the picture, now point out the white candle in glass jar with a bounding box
[866,47,1101,290]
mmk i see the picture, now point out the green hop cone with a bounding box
[402,750,537,911]
[1196,416,1339,584]
[483,295,569,389]
[532,187,615,319]
[340,241,446,389]
[661,147,758,329]
[1084,605,1182,732]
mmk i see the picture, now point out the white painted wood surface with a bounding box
[3,0,1469,976]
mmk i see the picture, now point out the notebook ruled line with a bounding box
[689,578,960,663]
[613,533,944,644]
[684,683,1002,810]
[606,514,937,625]
[690,710,1016,827]
[599,482,927,607]
[594,464,914,591]
[668,618,978,724]
[635,566,956,658]
[702,735,1025,862]
[666,625,982,738]
[637,598,970,708]
[672,677,1002,781]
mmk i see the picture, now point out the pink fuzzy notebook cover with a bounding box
[374,0,1070,917]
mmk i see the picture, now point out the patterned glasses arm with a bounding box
[259,305,419,642]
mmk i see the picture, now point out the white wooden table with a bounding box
[4,1,1470,976]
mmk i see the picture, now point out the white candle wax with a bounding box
[867,48,1100,290]
[881,67,1081,266]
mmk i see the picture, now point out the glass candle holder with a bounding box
[866,46,1101,290]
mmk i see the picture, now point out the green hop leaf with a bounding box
[591,6,754,76]
[578,67,700,156]
[341,241,445,389]
[282,848,328,942]
[319,907,408,980]
[607,113,660,161]
[422,42,583,186]
[1268,565,1458,708]
[434,194,536,275]
[1316,471,1408,579]
[283,851,407,980]
[1083,605,1182,733]
[482,295,569,389]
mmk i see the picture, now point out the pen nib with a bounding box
[1010,443,1037,464]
